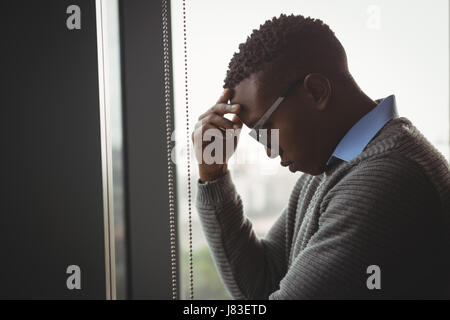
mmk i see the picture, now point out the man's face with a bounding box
[230,72,323,175]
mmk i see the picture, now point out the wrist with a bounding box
[199,164,228,183]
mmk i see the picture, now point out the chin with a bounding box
[308,164,327,176]
[294,161,326,176]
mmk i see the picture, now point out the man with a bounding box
[191,13,450,299]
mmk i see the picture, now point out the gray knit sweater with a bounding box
[195,117,450,299]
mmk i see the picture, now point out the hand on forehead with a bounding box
[229,77,265,128]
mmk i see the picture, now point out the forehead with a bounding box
[229,74,267,128]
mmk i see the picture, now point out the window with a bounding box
[171,0,450,299]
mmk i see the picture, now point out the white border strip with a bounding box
[95,0,116,300]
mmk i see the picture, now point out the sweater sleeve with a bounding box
[195,169,289,299]
[268,155,446,299]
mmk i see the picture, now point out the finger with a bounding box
[210,102,241,116]
[197,105,221,120]
[195,124,228,145]
[198,102,241,120]
[195,117,205,129]
[203,113,235,130]
[231,114,243,128]
[216,88,232,104]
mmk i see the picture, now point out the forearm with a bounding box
[195,170,285,299]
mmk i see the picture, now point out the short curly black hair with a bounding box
[223,13,349,91]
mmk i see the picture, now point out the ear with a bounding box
[303,73,331,111]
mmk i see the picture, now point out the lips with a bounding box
[280,160,293,167]
[288,162,296,172]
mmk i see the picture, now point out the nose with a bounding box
[265,145,280,159]
[265,146,271,158]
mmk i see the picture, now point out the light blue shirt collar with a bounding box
[326,95,399,166]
